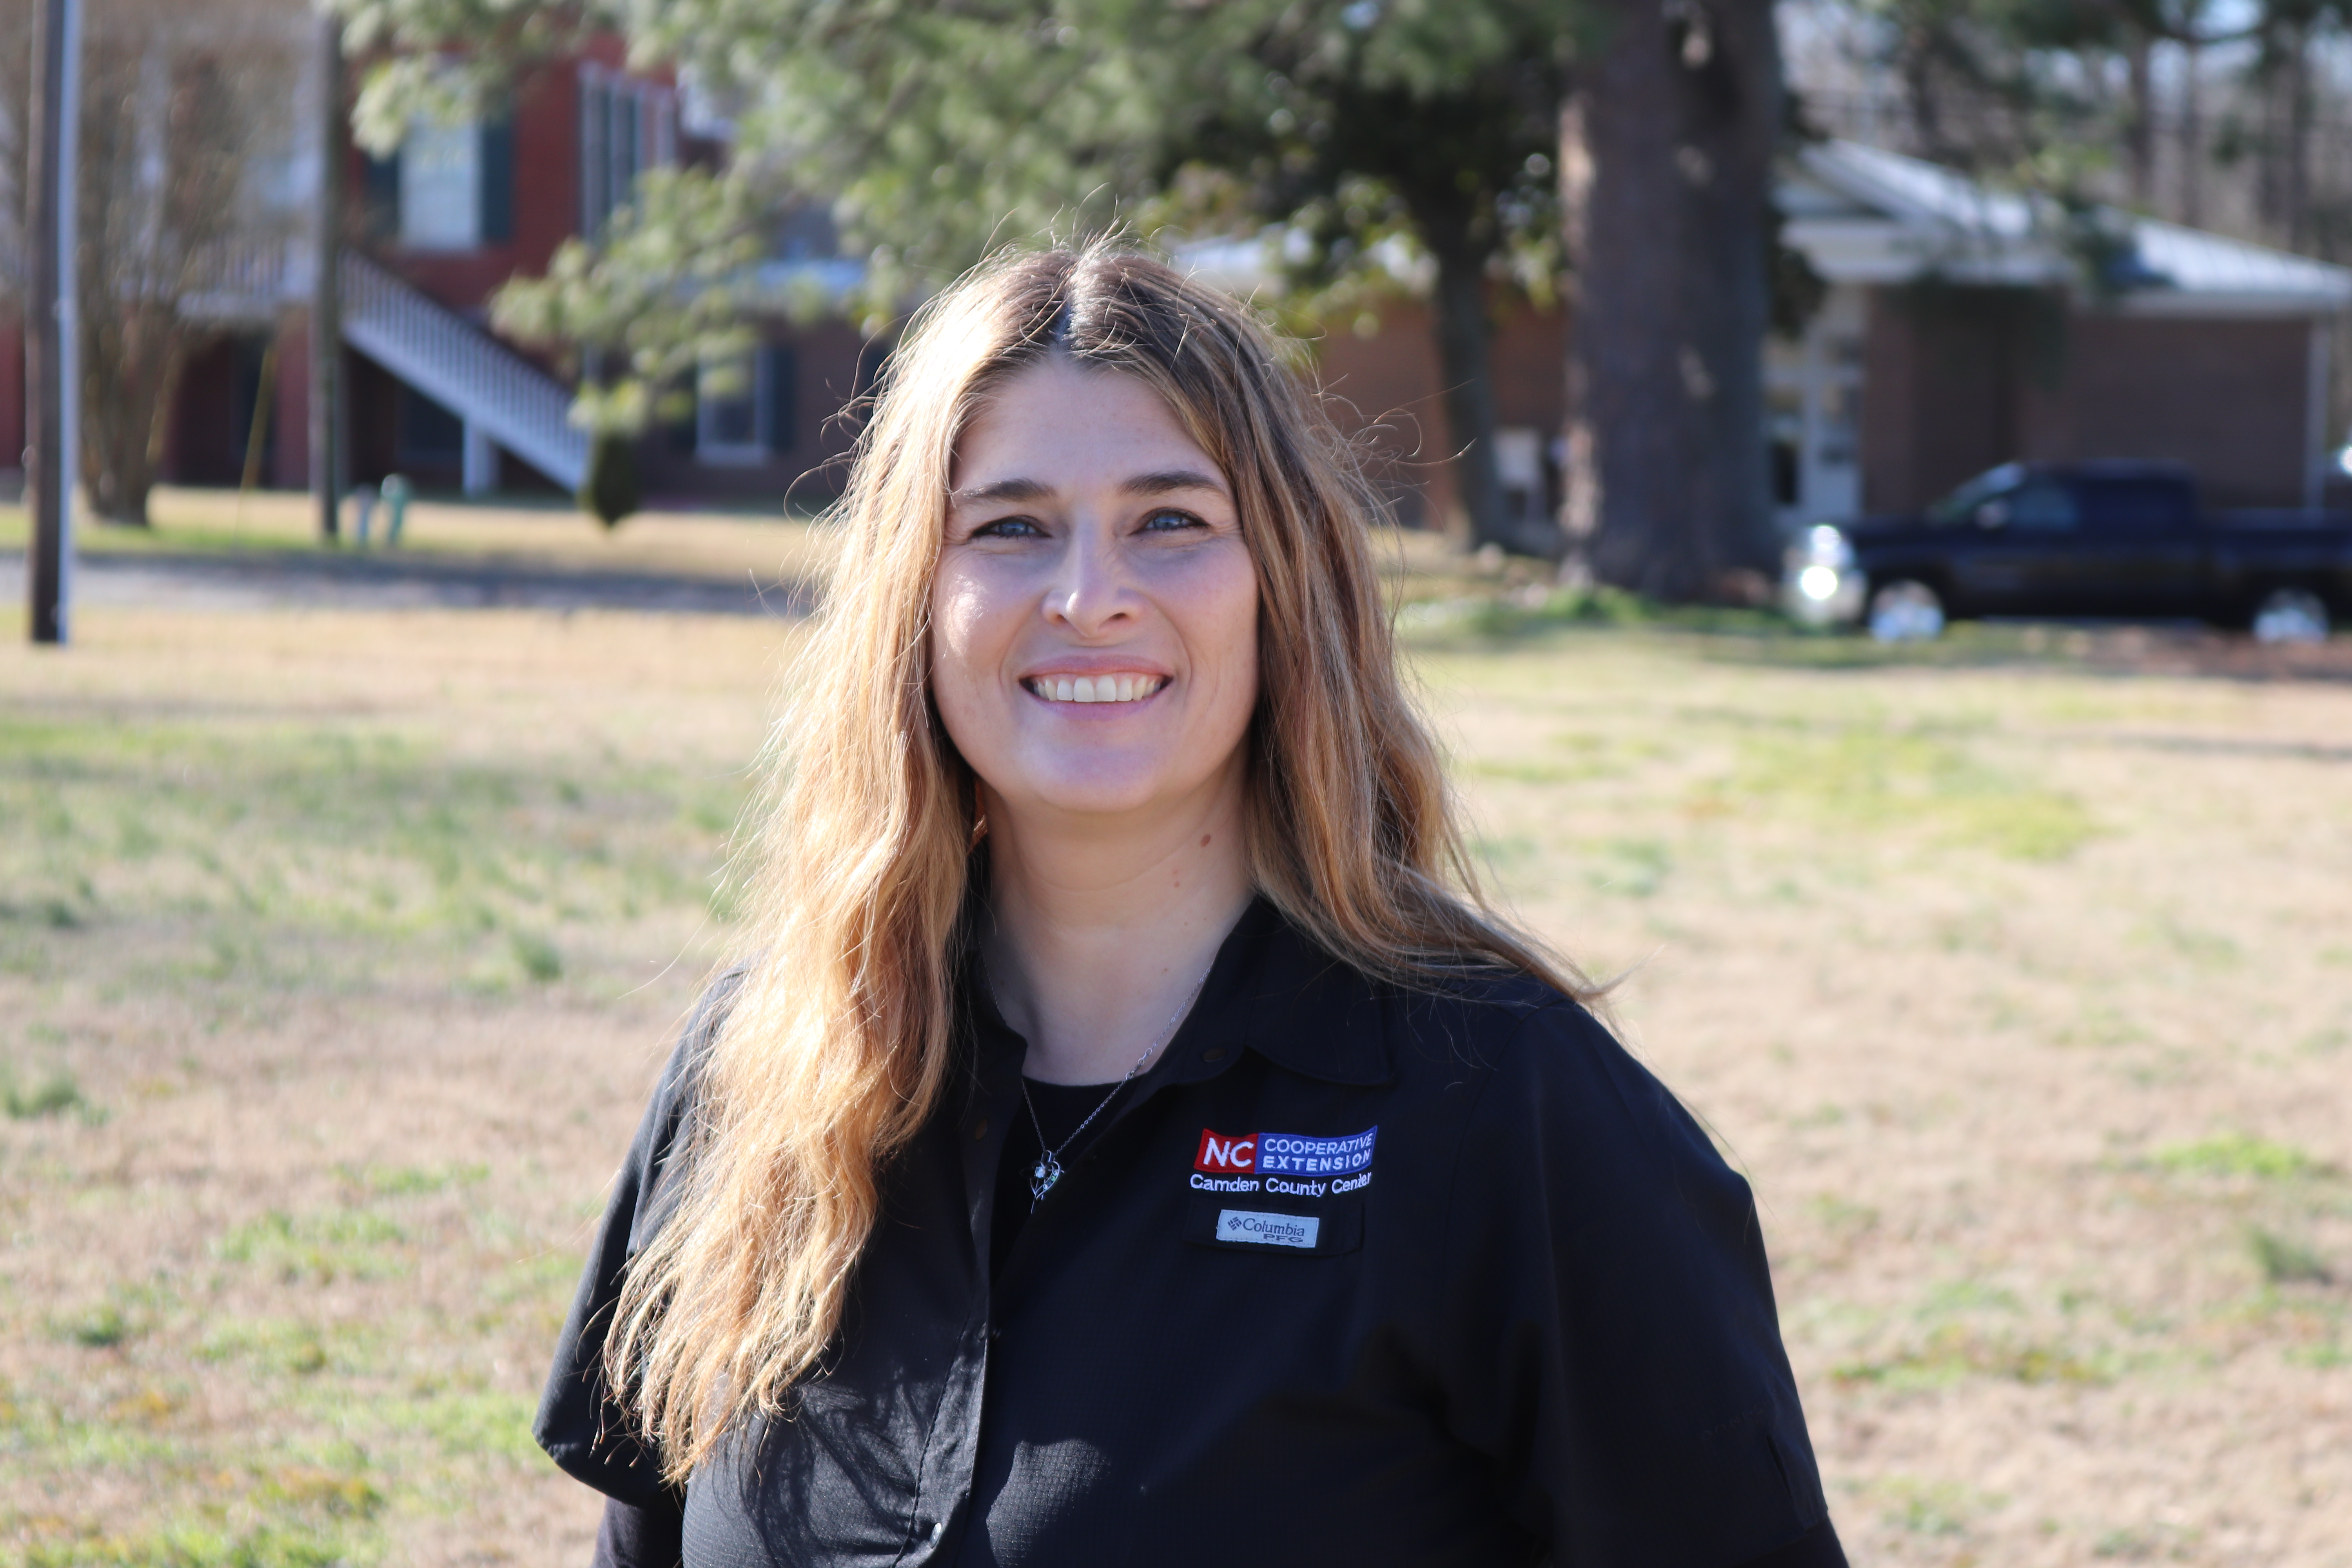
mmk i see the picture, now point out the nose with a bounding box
[1042,512,1133,637]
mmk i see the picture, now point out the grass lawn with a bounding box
[2,520,2348,1565]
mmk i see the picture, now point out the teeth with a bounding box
[1028,676,1161,705]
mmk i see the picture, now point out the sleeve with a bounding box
[593,1496,686,1568]
[1433,1001,1834,1567]
[534,971,744,1511]
[1737,1519,1847,1568]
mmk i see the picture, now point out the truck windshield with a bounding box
[1926,463,2026,524]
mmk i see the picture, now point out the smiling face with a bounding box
[930,357,1260,828]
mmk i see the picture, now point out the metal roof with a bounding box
[1782,140,2352,315]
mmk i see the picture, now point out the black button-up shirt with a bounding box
[537,900,1833,1565]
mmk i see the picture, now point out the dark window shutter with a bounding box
[479,115,516,244]
[363,150,401,240]
[614,94,641,207]
[764,345,797,454]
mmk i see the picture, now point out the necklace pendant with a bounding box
[1029,1152,1063,1207]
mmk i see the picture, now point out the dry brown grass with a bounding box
[1425,634,2352,1566]
[1,534,2347,1564]
[2,606,792,1565]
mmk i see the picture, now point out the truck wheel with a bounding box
[2252,588,2330,644]
[1868,580,1946,642]
[2249,588,2324,644]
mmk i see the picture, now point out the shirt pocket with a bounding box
[1182,1192,1365,1256]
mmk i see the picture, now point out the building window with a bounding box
[391,113,516,252]
[361,148,401,240]
[400,119,477,250]
[580,65,677,237]
[697,345,795,465]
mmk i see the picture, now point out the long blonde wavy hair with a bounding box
[608,243,1593,1479]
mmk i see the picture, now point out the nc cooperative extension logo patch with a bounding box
[1194,1127,1377,1176]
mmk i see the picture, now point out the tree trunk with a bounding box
[80,298,183,525]
[2125,33,2154,211]
[1566,0,1782,603]
[2285,27,2311,254]
[1428,242,1515,552]
[24,0,69,644]
[2180,40,2203,229]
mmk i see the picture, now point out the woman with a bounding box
[537,246,1844,1567]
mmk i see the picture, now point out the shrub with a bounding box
[579,433,640,528]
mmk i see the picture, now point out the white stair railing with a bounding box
[339,250,589,492]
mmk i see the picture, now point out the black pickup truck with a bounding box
[1783,462,2352,641]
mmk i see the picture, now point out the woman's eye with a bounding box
[1141,508,1205,533]
[971,516,1045,540]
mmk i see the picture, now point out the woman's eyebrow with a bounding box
[1120,468,1227,498]
[947,477,1055,508]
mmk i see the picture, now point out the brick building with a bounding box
[0,34,874,512]
[1183,138,2352,540]
[1772,140,2352,524]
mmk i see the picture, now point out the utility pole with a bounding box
[310,10,344,542]
[24,0,80,645]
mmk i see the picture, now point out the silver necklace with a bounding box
[1006,964,1213,1210]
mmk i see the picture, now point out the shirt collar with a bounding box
[1204,896,1398,1086]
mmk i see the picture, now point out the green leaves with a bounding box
[330,0,588,155]
[335,0,1589,440]
[490,166,761,436]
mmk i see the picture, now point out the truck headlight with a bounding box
[1782,527,1864,626]
[1800,524,1856,570]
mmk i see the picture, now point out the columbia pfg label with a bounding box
[1215,1209,1320,1249]
[1185,1194,1364,1255]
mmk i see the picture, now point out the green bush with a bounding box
[5,1065,96,1121]
[578,433,641,528]
[2155,1133,2320,1180]
[2249,1228,2331,1285]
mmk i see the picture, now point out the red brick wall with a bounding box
[1861,287,2319,512]
[2064,314,2310,508]
[1310,296,1567,528]
[1861,289,2027,513]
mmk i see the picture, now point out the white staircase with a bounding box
[339,251,589,493]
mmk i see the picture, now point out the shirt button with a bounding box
[1201,1046,1227,1062]
[972,1119,988,1140]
